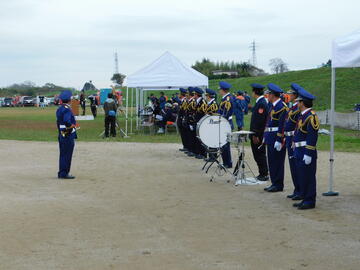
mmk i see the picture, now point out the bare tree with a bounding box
[269,58,289,74]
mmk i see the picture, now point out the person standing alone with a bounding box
[103,93,118,138]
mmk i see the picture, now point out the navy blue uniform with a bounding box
[234,97,246,130]
[194,97,207,156]
[218,93,234,167]
[56,104,77,178]
[264,99,288,189]
[284,102,301,196]
[293,109,319,206]
[250,96,269,177]
[186,97,197,154]
[177,97,188,150]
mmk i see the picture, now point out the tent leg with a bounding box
[136,88,139,130]
[124,87,130,138]
[130,88,134,134]
[323,68,339,197]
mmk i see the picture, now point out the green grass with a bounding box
[1,106,359,153]
[209,67,360,112]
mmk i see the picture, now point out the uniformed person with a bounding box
[185,87,197,157]
[177,88,189,152]
[234,90,246,131]
[193,87,207,159]
[284,84,302,200]
[249,83,269,182]
[205,89,218,114]
[56,90,77,179]
[292,88,319,210]
[263,83,288,192]
[218,81,234,168]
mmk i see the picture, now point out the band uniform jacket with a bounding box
[250,96,269,138]
[264,99,288,145]
[206,99,219,114]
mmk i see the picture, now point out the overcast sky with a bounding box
[0,0,359,89]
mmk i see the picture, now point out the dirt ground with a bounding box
[0,140,359,270]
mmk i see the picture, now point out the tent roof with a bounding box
[332,29,360,68]
[125,52,208,88]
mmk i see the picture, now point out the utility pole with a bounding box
[114,51,119,74]
[249,40,257,67]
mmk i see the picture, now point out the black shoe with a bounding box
[195,155,205,159]
[297,203,315,210]
[293,202,303,208]
[287,194,296,199]
[179,148,188,152]
[58,175,76,179]
[264,185,273,191]
[187,152,195,157]
[267,186,283,193]
[256,175,269,182]
[292,195,304,201]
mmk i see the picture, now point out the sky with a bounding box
[0,0,359,89]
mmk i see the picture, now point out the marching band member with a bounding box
[177,88,189,152]
[249,83,270,182]
[292,88,319,210]
[234,91,246,131]
[194,87,207,159]
[263,83,288,192]
[284,84,302,200]
[205,89,218,114]
[56,90,77,179]
[218,81,234,168]
[185,87,197,157]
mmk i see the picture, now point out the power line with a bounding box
[249,40,258,67]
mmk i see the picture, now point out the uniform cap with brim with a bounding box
[237,90,244,95]
[219,81,232,90]
[267,83,283,94]
[194,87,204,95]
[287,83,302,94]
[251,83,265,90]
[188,87,195,93]
[179,88,187,94]
[206,88,216,96]
[296,88,316,101]
[59,90,72,101]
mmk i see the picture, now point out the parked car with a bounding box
[19,96,35,106]
[3,98,14,107]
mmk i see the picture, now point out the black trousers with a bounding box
[91,106,97,118]
[177,117,187,149]
[105,116,116,137]
[250,135,268,177]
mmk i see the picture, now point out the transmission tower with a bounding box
[114,51,119,74]
[249,40,257,67]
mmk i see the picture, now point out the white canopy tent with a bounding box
[324,29,360,196]
[123,52,208,135]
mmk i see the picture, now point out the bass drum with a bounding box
[196,114,231,149]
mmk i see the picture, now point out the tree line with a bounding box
[0,81,75,97]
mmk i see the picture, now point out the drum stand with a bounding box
[232,135,257,186]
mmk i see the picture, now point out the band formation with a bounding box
[56,81,319,210]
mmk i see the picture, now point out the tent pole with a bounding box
[125,87,129,137]
[323,68,339,196]
[136,88,139,129]
[130,88,134,134]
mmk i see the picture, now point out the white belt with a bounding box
[59,125,66,129]
[285,131,295,136]
[265,127,278,132]
[295,141,306,147]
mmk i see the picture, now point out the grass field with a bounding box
[1,106,359,152]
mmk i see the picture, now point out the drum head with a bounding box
[196,115,231,148]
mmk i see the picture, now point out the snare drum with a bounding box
[196,115,231,148]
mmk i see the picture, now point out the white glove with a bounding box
[303,155,312,165]
[274,141,282,152]
[189,125,194,131]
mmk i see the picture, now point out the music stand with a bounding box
[230,131,259,186]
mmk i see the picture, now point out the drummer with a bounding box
[218,81,234,169]
[194,87,208,159]
[205,89,218,114]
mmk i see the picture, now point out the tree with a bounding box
[111,73,126,86]
[269,58,289,74]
